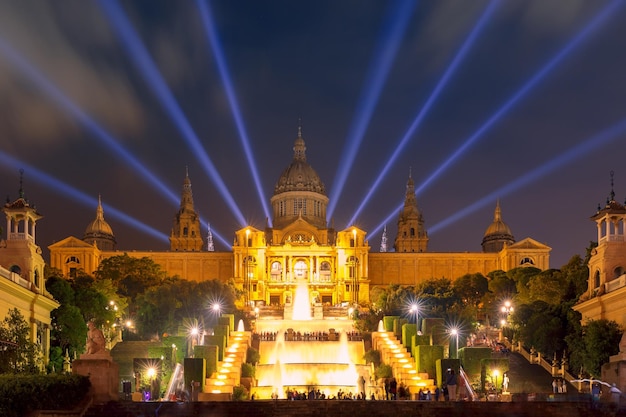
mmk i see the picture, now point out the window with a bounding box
[320,261,331,282]
[10,265,21,275]
[594,270,601,288]
[66,256,80,264]
[271,262,283,281]
[294,260,308,280]
[293,198,306,215]
[520,257,535,265]
[614,266,625,279]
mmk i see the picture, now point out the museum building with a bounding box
[48,130,551,307]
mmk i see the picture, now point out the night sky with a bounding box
[1,0,626,269]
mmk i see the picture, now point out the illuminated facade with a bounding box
[0,176,59,365]
[574,179,626,325]
[49,130,551,306]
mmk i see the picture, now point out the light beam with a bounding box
[326,0,417,221]
[0,35,178,205]
[414,0,624,197]
[0,151,168,242]
[97,0,247,227]
[368,0,624,239]
[196,0,272,224]
[347,0,500,226]
[429,117,626,234]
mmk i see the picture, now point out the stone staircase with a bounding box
[200,330,251,400]
[372,331,435,397]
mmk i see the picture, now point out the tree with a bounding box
[134,277,239,340]
[0,309,41,373]
[566,319,622,378]
[95,254,165,301]
[507,267,541,303]
[560,255,589,301]
[454,273,489,309]
[416,278,460,318]
[527,269,566,305]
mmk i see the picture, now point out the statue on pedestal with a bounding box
[86,320,106,355]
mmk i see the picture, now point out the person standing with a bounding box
[389,378,398,400]
[445,369,457,401]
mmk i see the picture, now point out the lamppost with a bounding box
[500,300,513,342]
[352,228,357,304]
[501,300,513,318]
[410,303,419,330]
[245,229,250,307]
[492,369,500,399]
[450,328,459,359]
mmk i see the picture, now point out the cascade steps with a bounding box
[372,331,435,395]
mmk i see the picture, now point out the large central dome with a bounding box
[274,136,326,195]
[271,129,328,229]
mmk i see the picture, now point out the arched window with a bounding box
[34,269,40,288]
[594,270,601,288]
[320,261,331,282]
[294,260,308,280]
[271,261,282,281]
[520,257,535,265]
[66,256,80,264]
[613,266,625,279]
[10,265,21,275]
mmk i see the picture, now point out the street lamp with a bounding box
[450,328,459,359]
[352,228,357,304]
[492,369,500,399]
[410,303,419,328]
[245,229,250,307]
[501,300,513,318]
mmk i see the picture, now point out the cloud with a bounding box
[0,0,145,150]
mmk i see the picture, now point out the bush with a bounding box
[375,363,392,380]
[0,373,90,417]
[246,346,260,364]
[363,349,381,367]
[241,362,255,378]
[232,385,249,401]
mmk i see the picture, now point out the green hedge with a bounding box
[0,373,90,417]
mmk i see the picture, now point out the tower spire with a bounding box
[18,168,24,199]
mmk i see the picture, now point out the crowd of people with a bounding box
[253,330,362,341]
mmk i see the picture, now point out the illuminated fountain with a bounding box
[252,280,370,399]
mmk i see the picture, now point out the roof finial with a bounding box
[409,166,412,179]
[298,118,302,138]
[610,170,616,202]
[185,165,189,178]
[18,168,24,199]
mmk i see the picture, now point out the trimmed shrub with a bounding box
[0,373,90,417]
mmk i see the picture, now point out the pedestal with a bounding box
[73,352,119,403]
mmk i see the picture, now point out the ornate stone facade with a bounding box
[49,129,551,307]
[0,174,59,366]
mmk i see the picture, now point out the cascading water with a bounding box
[253,281,369,399]
[292,279,312,320]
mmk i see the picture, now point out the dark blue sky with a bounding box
[1,0,626,269]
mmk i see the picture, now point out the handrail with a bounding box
[459,366,479,401]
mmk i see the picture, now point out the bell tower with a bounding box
[170,168,204,251]
[0,169,46,293]
[394,170,428,253]
[586,172,626,297]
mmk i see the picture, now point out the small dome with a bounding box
[484,217,512,237]
[85,216,114,237]
[482,201,514,253]
[83,196,116,250]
